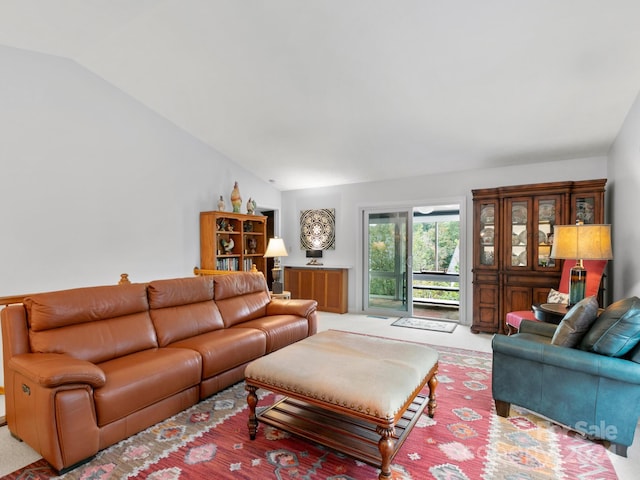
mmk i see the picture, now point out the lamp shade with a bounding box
[263,237,288,258]
[550,224,613,260]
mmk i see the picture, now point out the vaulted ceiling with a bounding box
[2,1,640,190]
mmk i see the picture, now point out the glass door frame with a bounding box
[362,207,413,317]
[359,197,466,322]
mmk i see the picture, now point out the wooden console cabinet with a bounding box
[284,267,348,313]
[472,179,606,334]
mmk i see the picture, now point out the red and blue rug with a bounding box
[2,343,617,479]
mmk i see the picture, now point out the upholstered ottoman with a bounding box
[245,330,438,480]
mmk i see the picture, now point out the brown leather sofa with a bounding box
[1,272,317,473]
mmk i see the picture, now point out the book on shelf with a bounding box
[216,258,239,271]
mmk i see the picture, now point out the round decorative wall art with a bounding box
[300,209,336,250]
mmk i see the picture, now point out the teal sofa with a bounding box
[492,296,640,456]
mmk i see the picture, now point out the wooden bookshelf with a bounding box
[199,211,267,277]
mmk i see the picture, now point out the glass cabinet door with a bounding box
[534,196,562,271]
[507,198,529,268]
[571,193,599,224]
[478,201,497,268]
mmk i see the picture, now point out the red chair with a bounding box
[505,259,607,334]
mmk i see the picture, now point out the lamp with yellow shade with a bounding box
[550,223,613,306]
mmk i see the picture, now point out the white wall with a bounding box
[609,91,640,299]
[0,46,281,296]
[281,157,608,325]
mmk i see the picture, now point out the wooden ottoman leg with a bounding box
[376,425,395,480]
[246,384,259,440]
[427,371,438,418]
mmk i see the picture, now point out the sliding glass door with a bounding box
[363,208,412,316]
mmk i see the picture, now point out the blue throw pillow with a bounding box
[550,296,599,348]
[580,296,640,357]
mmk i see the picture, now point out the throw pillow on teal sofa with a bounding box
[579,296,640,357]
[550,296,599,348]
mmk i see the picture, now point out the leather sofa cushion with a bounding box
[148,277,225,346]
[25,283,157,364]
[29,311,158,364]
[95,347,201,426]
[151,302,226,347]
[25,283,149,331]
[235,315,310,352]
[551,296,599,348]
[214,273,270,327]
[580,296,640,357]
[213,272,269,300]
[148,276,214,309]
[167,328,267,378]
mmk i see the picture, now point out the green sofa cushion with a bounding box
[550,296,599,348]
[580,296,640,357]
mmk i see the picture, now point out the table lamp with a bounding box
[264,237,288,294]
[550,223,613,306]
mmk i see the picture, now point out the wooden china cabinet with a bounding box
[472,179,606,334]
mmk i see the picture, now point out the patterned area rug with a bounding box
[392,316,458,333]
[3,344,617,479]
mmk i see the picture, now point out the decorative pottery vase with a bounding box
[247,237,257,253]
[231,182,242,213]
[246,197,256,215]
[217,195,225,211]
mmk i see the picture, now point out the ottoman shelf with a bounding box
[255,390,431,467]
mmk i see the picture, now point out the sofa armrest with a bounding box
[492,333,640,384]
[9,353,106,388]
[518,319,557,338]
[266,298,318,318]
